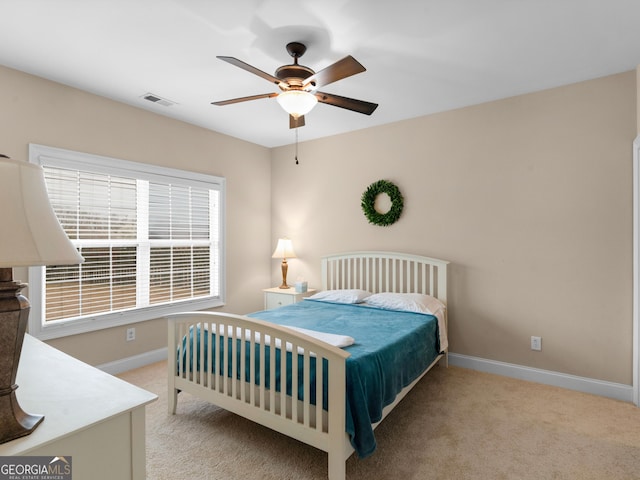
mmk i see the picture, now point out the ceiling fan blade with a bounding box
[315,92,378,115]
[217,56,284,86]
[289,115,305,129]
[303,56,366,90]
[211,92,278,106]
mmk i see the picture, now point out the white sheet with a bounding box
[282,325,355,348]
[432,308,448,352]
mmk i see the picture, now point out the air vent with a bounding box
[141,93,176,107]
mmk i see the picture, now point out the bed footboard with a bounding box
[167,311,352,480]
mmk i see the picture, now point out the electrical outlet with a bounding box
[126,327,136,342]
[531,336,542,351]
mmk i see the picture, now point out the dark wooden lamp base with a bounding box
[0,268,44,444]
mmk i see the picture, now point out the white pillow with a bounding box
[306,289,372,304]
[365,292,445,315]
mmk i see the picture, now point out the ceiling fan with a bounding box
[212,42,378,129]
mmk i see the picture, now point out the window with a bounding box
[28,144,225,339]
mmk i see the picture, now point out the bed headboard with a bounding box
[321,251,449,303]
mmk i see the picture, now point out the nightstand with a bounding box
[263,287,316,310]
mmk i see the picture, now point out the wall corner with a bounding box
[636,65,640,135]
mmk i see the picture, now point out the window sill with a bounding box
[29,297,225,340]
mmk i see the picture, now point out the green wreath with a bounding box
[361,180,404,226]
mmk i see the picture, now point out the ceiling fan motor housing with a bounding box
[275,64,314,89]
[276,42,315,90]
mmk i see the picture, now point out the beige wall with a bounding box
[2,63,636,384]
[1,65,271,366]
[271,71,636,385]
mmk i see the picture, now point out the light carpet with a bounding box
[118,362,640,479]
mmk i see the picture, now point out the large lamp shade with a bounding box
[0,157,83,267]
[0,155,83,444]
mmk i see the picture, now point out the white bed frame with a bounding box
[167,251,449,480]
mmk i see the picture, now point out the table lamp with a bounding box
[0,154,84,444]
[271,238,296,289]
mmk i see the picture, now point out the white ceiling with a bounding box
[1,0,640,148]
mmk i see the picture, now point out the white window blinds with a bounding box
[44,169,139,320]
[28,144,225,339]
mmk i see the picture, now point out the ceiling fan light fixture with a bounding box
[276,90,317,118]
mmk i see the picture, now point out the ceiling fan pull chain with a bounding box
[295,128,299,165]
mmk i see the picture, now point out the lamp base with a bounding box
[0,268,45,444]
[0,388,44,443]
[279,259,289,289]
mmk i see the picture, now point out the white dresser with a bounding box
[0,335,157,480]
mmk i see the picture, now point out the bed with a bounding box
[167,251,449,480]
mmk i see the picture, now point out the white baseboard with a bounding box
[98,347,168,375]
[96,348,633,403]
[448,353,634,404]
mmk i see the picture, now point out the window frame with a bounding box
[28,144,226,340]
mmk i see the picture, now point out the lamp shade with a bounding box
[271,238,296,259]
[276,90,318,118]
[0,156,84,267]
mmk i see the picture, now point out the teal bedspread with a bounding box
[250,300,440,458]
[181,300,440,458]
